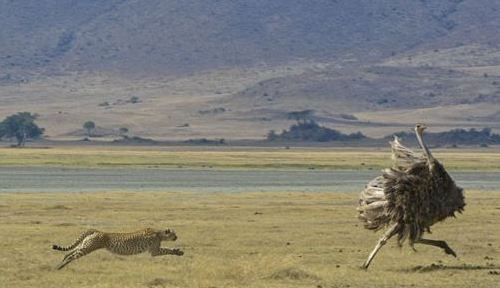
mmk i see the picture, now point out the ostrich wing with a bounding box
[390,136,425,171]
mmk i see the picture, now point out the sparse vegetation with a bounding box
[391,128,500,146]
[1,146,500,170]
[98,101,109,107]
[184,138,225,145]
[286,109,315,123]
[119,127,129,137]
[83,121,96,137]
[198,107,226,115]
[269,110,366,142]
[267,124,500,146]
[266,130,278,141]
[0,112,44,146]
[129,96,140,104]
[268,120,366,142]
[112,135,158,145]
[0,190,498,287]
[376,98,389,105]
[339,114,358,121]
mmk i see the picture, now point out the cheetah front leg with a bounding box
[150,246,184,256]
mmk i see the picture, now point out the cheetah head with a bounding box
[161,229,178,241]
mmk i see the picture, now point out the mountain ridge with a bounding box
[1,0,500,140]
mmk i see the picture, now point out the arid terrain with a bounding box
[0,191,498,288]
[1,2,500,286]
[0,147,499,287]
[1,1,500,140]
[1,61,500,140]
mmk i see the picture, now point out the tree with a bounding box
[0,112,44,146]
[266,130,277,141]
[287,109,314,124]
[0,123,6,139]
[83,121,96,137]
[119,127,129,137]
[130,96,140,104]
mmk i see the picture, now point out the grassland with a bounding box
[2,146,500,170]
[0,191,498,288]
[0,147,499,287]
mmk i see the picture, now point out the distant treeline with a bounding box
[390,128,500,146]
[267,120,500,146]
[267,120,366,142]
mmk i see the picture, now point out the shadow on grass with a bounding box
[45,204,71,210]
[399,263,499,273]
[268,267,321,281]
[145,277,175,287]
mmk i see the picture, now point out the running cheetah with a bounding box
[52,228,183,270]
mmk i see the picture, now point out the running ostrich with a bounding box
[358,124,465,269]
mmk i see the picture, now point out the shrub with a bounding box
[267,120,366,142]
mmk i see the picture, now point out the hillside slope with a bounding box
[1,0,500,140]
[1,0,486,78]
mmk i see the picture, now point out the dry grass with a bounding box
[0,64,318,140]
[2,146,500,170]
[0,191,498,287]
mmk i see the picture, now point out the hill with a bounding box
[1,0,500,140]
[0,0,452,78]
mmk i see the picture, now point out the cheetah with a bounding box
[52,228,184,270]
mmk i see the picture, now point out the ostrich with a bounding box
[358,124,465,269]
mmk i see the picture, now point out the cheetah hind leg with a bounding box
[56,246,97,270]
[56,249,84,270]
[52,229,98,252]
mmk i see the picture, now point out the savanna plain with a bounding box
[0,146,499,288]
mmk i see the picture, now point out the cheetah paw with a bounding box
[172,248,184,256]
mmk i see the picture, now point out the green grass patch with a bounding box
[1,146,500,170]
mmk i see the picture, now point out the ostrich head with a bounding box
[415,123,427,136]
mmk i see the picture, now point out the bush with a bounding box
[339,114,358,120]
[267,120,366,142]
[184,138,226,145]
[130,96,140,104]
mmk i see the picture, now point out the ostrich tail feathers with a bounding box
[358,176,390,230]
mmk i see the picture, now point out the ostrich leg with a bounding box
[416,238,457,257]
[362,224,398,269]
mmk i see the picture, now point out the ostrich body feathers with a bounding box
[358,137,465,246]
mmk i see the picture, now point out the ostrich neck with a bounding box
[416,131,434,164]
